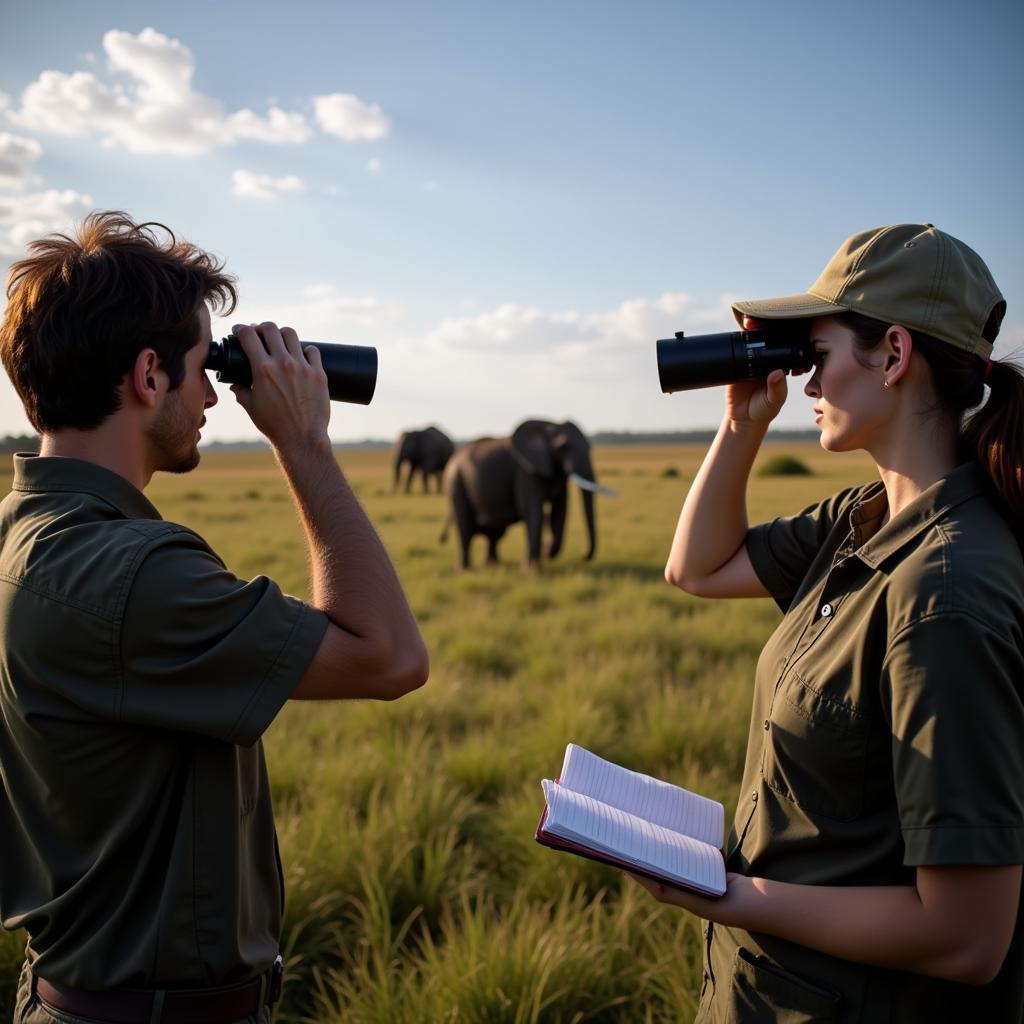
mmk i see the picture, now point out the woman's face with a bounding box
[803,315,891,453]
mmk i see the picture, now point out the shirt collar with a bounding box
[851,462,986,570]
[11,453,163,521]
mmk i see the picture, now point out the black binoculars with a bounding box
[657,327,813,394]
[207,335,378,405]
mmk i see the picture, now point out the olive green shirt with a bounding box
[698,462,1024,1023]
[0,454,328,989]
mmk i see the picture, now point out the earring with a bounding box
[882,379,891,391]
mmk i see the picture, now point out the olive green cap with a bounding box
[732,224,1005,359]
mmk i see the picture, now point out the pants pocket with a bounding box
[730,947,842,1023]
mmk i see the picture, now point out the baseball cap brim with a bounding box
[731,292,848,327]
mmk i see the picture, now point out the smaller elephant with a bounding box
[441,419,614,570]
[394,426,455,494]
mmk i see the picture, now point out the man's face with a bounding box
[147,307,218,474]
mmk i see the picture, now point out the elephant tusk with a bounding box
[569,472,617,497]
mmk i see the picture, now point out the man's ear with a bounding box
[131,349,162,407]
[881,325,913,387]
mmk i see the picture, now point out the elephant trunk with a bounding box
[573,450,598,561]
[581,487,596,560]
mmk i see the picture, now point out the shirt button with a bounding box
[751,791,758,803]
[763,719,770,731]
[820,602,833,617]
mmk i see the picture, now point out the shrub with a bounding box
[757,454,812,477]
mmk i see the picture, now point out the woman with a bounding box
[636,224,1024,1022]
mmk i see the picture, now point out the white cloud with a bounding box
[225,108,311,144]
[424,292,723,356]
[8,27,314,155]
[104,26,193,97]
[231,169,305,200]
[0,190,95,257]
[314,93,390,141]
[388,292,738,437]
[11,70,130,138]
[366,157,381,172]
[0,132,44,190]
[257,284,403,330]
[296,284,403,326]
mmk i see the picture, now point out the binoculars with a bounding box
[657,327,813,394]
[207,335,378,405]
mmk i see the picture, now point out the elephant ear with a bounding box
[511,420,556,476]
[559,420,591,462]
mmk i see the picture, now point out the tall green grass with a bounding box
[0,442,875,1021]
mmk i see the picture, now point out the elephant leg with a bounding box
[522,501,544,567]
[546,488,567,559]
[449,477,474,570]
[404,465,414,494]
[485,531,501,564]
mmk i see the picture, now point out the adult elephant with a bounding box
[393,425,455,494]
[441,419,613,569]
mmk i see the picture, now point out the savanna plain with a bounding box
[0,441,876,1023]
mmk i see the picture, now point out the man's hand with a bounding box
[229,322,331,451]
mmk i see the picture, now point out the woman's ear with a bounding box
[881,325,913,388]
[131,349,162,408]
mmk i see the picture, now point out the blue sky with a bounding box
[1,0,1021,442]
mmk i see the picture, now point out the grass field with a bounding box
[0,440,877,1022]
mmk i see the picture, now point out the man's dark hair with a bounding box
[0,211,237,433]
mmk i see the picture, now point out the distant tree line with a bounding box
[0,431,818,455]
[590,429,820,445]
[0,434,39,454]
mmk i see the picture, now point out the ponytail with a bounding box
[962,358,1024,523]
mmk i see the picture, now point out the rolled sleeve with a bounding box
[746,485,868,610]
[119,530,329,746]
[881,612,1024,866]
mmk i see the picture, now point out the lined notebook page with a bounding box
[541,779,726,896]
[559,744,722,848]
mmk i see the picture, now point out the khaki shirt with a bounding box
[698,463,1024,1023]
[0,455,328,989]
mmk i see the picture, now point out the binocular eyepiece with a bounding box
[207,334,378,405]
[657,327,813,394]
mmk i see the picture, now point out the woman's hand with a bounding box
[625,871,753,926]
[627,864,1023,986]
[724,315,788,429]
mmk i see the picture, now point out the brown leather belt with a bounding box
[32,955,283,1024]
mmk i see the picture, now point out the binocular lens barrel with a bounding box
[207,335,378,405]
[657,329,812,394]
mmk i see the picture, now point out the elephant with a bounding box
[441,419,613,570]
[393,425,455,494]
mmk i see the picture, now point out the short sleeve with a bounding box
[745,485,869,610]
[881,612,1024,866]
[119,530,329,746]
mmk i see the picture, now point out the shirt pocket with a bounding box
[765,670,869,821]
[730,947,843,1023]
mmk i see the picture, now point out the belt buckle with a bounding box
[269,955,283,1005]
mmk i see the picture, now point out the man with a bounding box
[0,211,429,1023]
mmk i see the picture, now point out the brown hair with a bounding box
[838,310,1024,522]
[0,211,237,433]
